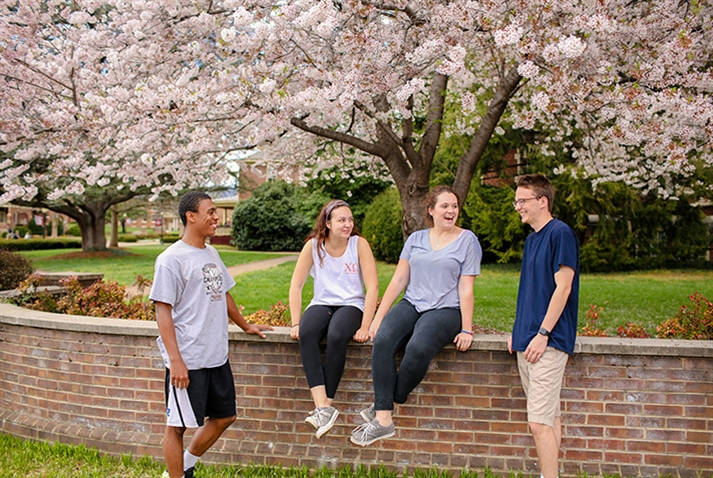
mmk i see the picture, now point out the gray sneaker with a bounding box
[350,418,395,446]
[359,404,375,422]
[304,406,339,438]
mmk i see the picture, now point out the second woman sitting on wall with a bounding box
[351,185,482,446]
[289,199,379,438]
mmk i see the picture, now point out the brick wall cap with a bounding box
[1,303,712,357]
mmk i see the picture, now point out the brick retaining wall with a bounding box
[0,303,711,477]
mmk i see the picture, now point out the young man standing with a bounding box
[150,191,272,478]
[508,174,580,478]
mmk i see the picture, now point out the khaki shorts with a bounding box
[516,347,569,427]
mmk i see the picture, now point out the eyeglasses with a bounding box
[512,197,541,208]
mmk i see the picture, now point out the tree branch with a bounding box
[290,117,383,156]
[452,65,522,201]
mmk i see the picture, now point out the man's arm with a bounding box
[523,265,575,363]
[225,292,273,338]
[155,301,189,389]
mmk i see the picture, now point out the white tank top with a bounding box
[307,235,365,311]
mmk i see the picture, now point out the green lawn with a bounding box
[0,432,487,478]
[19,245,284,286]
[231,262,713,335]
[17,247,713,336]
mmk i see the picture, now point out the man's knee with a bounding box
[528,421,552,438]
[165,425,187,438]
[217,415,237,429]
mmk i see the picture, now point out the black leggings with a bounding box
[299,305,362,399]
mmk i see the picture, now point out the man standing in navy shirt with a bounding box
[508,174,580,478]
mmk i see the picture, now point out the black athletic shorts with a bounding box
[164,360,236,428]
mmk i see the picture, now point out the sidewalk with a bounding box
[225,254,298,276]
[125,254,298,297]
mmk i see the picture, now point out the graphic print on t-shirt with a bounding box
[344,262,358,274]
[202,263,224,301]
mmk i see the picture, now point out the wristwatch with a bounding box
[538,327,550,337]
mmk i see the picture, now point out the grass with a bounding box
[231,262,713,335]
[0,432,500,478]
[15,247,713,335]
[19,245,284,286]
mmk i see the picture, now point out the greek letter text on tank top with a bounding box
[307,235,365,311]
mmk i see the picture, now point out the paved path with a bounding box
[126,254,298,296]
[225,254,298,276]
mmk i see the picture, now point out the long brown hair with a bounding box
[306,200,359,266]
[424,186,460,226]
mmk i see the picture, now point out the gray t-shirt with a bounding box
[149,241,236,370]
[401,229,482,312]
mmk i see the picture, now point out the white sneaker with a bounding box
[304,406,339,438]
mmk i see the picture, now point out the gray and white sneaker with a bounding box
[359,404,375,422]
[350,418,395,446]
[304,406,339,438]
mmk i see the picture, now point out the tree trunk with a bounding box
[51,212,58,238]
[78,208,108,251]
[291,69,522,239]
[109,204,119,248]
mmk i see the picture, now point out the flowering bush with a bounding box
[617,322,650,339]
[657,293,713,340]
[243,301,289,327]
[579,303,608,337]
[13,274,154,321]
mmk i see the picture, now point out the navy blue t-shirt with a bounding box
[511,219,580,355]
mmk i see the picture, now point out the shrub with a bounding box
[232,181,312,251]
[13,275,154,321]
[579,303,608,337]
[657,292,713,340]
[160,234,181,244]
[117,234,138,243]
[13,225,29,238]
[65,224,81,236]
[0,238,82,251]
[617,322,651,338]
[28,218,45,236]
[244,301,289,326]
[0,249,34,290]
[463,184,528,264]
[362,187,403,264]
[304,165,391,229]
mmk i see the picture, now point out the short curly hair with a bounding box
[178,191,211,226]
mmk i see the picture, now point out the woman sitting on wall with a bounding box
[351,186,482,446]
[289,199,379,438]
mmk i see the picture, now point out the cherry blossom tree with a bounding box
[221,0,713,233]
[2,0,712,244]
[0,0,249,249]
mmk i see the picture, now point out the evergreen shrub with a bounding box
[0,238,82,251]
[13,225,29,238]
[362,188,403,264]
[232,181,312,251]
[161,234,181,244]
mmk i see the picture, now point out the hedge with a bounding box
[0,238,82,251]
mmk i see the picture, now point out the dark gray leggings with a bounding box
[298,305,362,399]
[372,299,461,411]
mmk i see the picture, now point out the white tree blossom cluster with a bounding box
[1,0,711,206]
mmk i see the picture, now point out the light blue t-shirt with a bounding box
[401,229,482,312]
